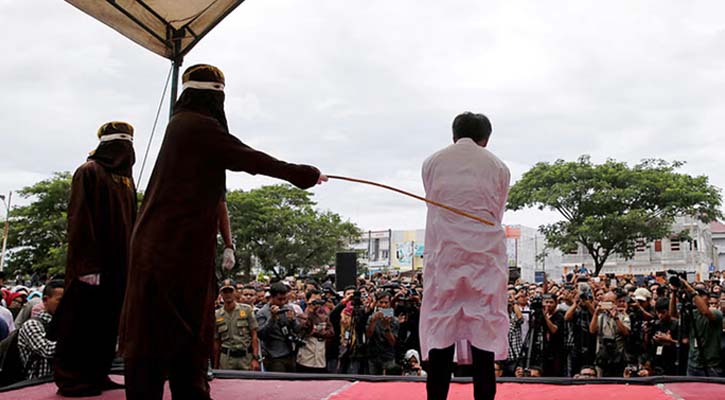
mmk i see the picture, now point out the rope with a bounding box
[137,64,173,187]
[326,175,495,226]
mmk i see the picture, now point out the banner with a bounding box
[396,242,414,267]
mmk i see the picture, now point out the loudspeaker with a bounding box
[336,252,357,291]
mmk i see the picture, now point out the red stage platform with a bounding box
[1,374,724,400]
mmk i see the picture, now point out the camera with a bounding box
[281,325,306,350]
[530,295,543,311]
[352,290,363,308]
[668,269,687,288]
[310,299,326,306]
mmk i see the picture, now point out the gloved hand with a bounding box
[79,273,101,286]
[222,248,235,270]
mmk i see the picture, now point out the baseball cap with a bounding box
[219,278,236,292]
[634,287,651,301]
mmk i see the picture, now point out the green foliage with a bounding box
[507,156,723,275]
[224,184,361,280]
[3,172,358,280]
[5,172,72,277]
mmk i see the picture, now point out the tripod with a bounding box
[516,307,544,376]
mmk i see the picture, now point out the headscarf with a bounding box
[173,64,228,131]
[88,121,135,178]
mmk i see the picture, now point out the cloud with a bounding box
[1,0,724,231]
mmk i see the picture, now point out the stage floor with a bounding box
[1,375,724,400]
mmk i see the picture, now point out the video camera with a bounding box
[529,294,543,311]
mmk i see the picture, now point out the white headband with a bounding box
[182,80,225,92]
[99,133,133,142]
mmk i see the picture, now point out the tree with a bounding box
[507,156,723,276]
[4,173,144,279]
[5,172,72,278]
[224,184,361,280]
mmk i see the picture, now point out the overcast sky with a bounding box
[1,1,724,232]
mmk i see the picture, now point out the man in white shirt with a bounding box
[421,112,510,400]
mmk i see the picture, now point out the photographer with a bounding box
[257,282,302,372]
[623,355,654,378]
[506,291,524,375]
[394,287,421,364]
[541,294,565,376]
[402,349,427,377]
[517,293,564,377]
[590,292,630,377]
[338,289,372,374]
[625,290,649,365]
[296,297,335,373]
[645,297,680,375]
[564,286,597,377]
[366,291,399,375]
[670,277,723,377]
[327,285,356,373]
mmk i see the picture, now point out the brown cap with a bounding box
[96,121,134,139]
[182,64,225,86]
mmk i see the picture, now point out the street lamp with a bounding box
[0,191,11,272]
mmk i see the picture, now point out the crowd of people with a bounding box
[214,268,725,380]
[1,267,724,384]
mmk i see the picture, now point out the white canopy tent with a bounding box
[66,0,247,114]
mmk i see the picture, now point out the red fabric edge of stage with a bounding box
[328,381,676,400]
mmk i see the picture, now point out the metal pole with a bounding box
[388,229,392,268]
[411,240,415,271]
[169,57,182,118]
[0,191,12,271]
[168,23,184,118]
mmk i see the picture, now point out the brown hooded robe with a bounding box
[119,106,319,396]
[52,140,137,392]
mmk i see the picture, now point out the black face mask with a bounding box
[173,88,228,131]
[88,140,135,178]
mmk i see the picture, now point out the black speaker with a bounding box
[336,252,357,291]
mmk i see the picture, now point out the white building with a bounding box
[504,225,563,283]
[711,221,725,271]
[561,216,716,279]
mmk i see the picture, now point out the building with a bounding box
[504,225,563,283]
[561,216,716,279]
[711,221,725,271]
[355,226,560,281]
[354,229,425,273]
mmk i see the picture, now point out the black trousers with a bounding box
[426,345,496,400]
[124,354,211,400]
[52,278,123,393]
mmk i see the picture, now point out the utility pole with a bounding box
[0,191,12,272]
[411,240,415,271]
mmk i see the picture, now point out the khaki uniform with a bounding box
[215,303,258,370]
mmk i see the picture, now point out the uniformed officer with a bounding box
[213,279,261,371]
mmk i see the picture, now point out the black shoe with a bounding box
[56,387,103,398]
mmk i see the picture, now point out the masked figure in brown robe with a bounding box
[120,64,326,400]
[52,122,137,397]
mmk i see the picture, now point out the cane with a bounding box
[326,175,495,226]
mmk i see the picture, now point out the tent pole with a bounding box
[169,57,182,117]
